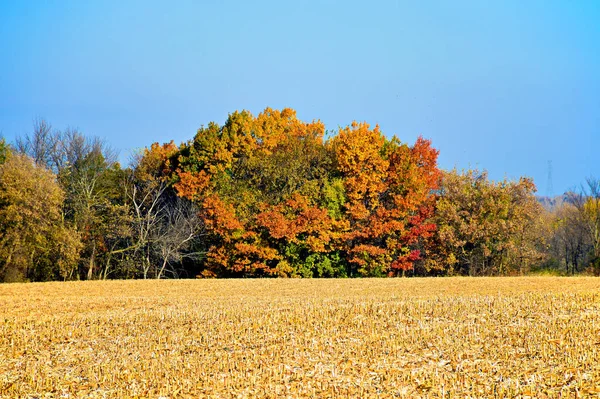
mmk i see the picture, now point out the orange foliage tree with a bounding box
[330,123,440,276]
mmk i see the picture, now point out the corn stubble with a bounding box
[1,277,600,398]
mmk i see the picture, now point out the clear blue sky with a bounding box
[1,0,598,195]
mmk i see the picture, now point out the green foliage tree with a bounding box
[58,141,123,279]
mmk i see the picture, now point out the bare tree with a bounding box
[152,198,204,279]
[584,178,600,265]
[16,120,118,173]
[126,172,204,279]
[128,178,168,279]
[567,178,600,273]
[552,202,590,274]
[15,118,59,170]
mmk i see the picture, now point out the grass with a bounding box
[1,277,600,398]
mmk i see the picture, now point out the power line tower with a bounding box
[546,160,554,200]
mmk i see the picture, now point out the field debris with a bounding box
[1,277,600,398]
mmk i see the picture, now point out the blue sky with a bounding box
[1,0,598,195]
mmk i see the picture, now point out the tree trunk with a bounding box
[87,244,96,280]
[157,257,169,279]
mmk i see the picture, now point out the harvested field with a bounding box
[1,277,600,398]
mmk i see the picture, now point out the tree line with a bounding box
[0,109,598,281]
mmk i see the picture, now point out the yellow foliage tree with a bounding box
[0,153,81,281]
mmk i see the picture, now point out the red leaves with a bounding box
[390,250,421,273]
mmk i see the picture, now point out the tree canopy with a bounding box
[0,108,596,281]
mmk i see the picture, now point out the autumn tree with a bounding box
[329,123,440,276]
[428,170,545,275]
[255,194,347,277]
[0,153,81,282]
[170,108,441,277]
[173,108,334,277]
